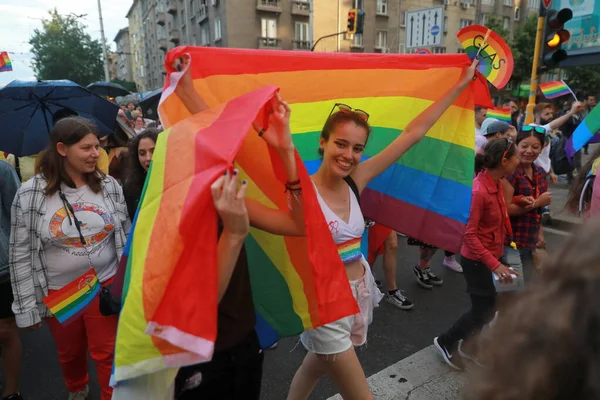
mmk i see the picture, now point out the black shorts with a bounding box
[0,280,14,319]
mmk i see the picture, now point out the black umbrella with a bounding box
[0,80,119,156]
[87,81,131,98]
[138,88,162,120]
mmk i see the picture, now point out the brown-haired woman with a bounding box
[9,116,130,400]
[466,219,600,400]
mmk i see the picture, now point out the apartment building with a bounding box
[114,28,134,82]
[127,0,147,91]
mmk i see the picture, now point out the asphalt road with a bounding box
[9,231,568,400]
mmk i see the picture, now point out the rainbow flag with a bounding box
[112,85,358,384]
[486,108,511,123]
[159,47,491,252]
[42,269,100,324]
[539,80,573,99]
[570,103,600,153]
[0,52,12,72]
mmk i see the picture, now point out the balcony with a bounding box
[167,0,177,14]
[292,40,311,50]
[197,4,207,22]
[156,12,166,26]
[169,29,180,43]
[258,37,281,49]
[292,0,310,15]
[159,39,168,51]
[257,0,282,12]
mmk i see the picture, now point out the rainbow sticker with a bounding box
[457,25,514,90]
[0,52,12,73]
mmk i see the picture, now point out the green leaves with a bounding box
[29,9,104,86]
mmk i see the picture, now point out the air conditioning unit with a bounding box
[211,0,218,6]
[398,43,406,53]
[380,47,390,53]
[460,2,470,8]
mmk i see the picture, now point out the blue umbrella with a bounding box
[0,80,119,156]
[87,81,131,98]
[139,88,162,120]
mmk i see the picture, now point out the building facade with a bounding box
[127,0,147,91]
[114,28,134,82]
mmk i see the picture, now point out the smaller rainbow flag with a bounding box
[42,269,100,324]
[487,108,511,123]
[539,80,573,99]
[0,52,12,72]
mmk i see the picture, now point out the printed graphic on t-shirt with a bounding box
[47,199,115,256]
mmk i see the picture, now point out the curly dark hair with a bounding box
[465,219,600,400]
[122,128,161,196]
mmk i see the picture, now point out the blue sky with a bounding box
[0,0,129,86]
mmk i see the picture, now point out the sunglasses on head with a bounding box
[520,125,546,135]
[502,137,514,160]
[329,103,369,122]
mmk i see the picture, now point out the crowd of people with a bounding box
[0,58,598,400]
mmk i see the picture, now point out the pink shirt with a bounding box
[587,176,600,220]
[461,171,507,271]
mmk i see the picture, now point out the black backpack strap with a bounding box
[343,175,360,202]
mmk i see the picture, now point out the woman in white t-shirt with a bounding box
[9,117,130,400]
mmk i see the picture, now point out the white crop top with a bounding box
[313,182,365,264]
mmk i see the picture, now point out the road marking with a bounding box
[543,227,572,237]
[327,345,467,400]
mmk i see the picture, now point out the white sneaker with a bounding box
[443,256,463,273]
[68,385,89,400]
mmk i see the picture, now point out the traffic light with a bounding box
[347,9,365,35]
[540,8,573,70]
[347,9,357,34]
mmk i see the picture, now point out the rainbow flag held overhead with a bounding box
[486,108,511,123]
[569,102,600,154]
[0,52,12,72]
[112,85,359,384]
[539,80,574,99]
[42,269,100,325]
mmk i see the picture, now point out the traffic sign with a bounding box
[405,6,445,49]
[543,0,552,9]
[416,48,432,54]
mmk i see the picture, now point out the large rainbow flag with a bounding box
[113,85,359,384]
[113,47,491,384]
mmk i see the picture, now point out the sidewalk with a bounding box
[326,345,468,400]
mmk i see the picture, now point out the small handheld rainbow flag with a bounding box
[42,269,100,325]
[0,52,12,72]
[487,108,511,123]
[539,80,575,99]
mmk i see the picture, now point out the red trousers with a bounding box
[46,279,117,400]
[368,225,393,264]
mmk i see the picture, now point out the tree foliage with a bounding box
[564,66,600,98]
[484,15,509,41]
[29,9,104,86]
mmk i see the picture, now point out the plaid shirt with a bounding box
[505,164,548,250]
[9,174,130,328]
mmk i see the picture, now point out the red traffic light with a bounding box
[349,12,355,18]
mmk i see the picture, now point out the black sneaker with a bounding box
[425,269,443,286]
[434,337,464,371]
[386,290,414,310]
[413,266,433,289]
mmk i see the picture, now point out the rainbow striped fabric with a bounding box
[486,108,511,123]
[337,238,363,264]
[0,52,12,72]
[571,102,600,152]
[42,269,100,324]
[112,85,358,384]
[539,80,573,99]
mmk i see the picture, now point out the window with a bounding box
[214,17,222,40]
[457,48,466,53]
[444,16,448,33]
[352,33,363,47]
[503,0,513,6]
[528,0,539,9]
[400,11,406,27]
[514,6,521,20]
[376,31,387,48]
[295,22,309,41]
[261,18,277,38]
[503,16,510,30]
[377,0,388,14]
[432,47,446,54]
[481,0,494,5]
[140,64,145,77]
[460,19,473,29]
[200,24,209,45]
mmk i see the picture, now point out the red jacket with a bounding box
[461,171,507,271]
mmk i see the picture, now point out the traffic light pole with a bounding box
[524,10,546,125]
[311,31,347,51]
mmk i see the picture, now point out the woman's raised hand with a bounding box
[458,58,480,88]
[257,92,295,154]
[211,169,249,238]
